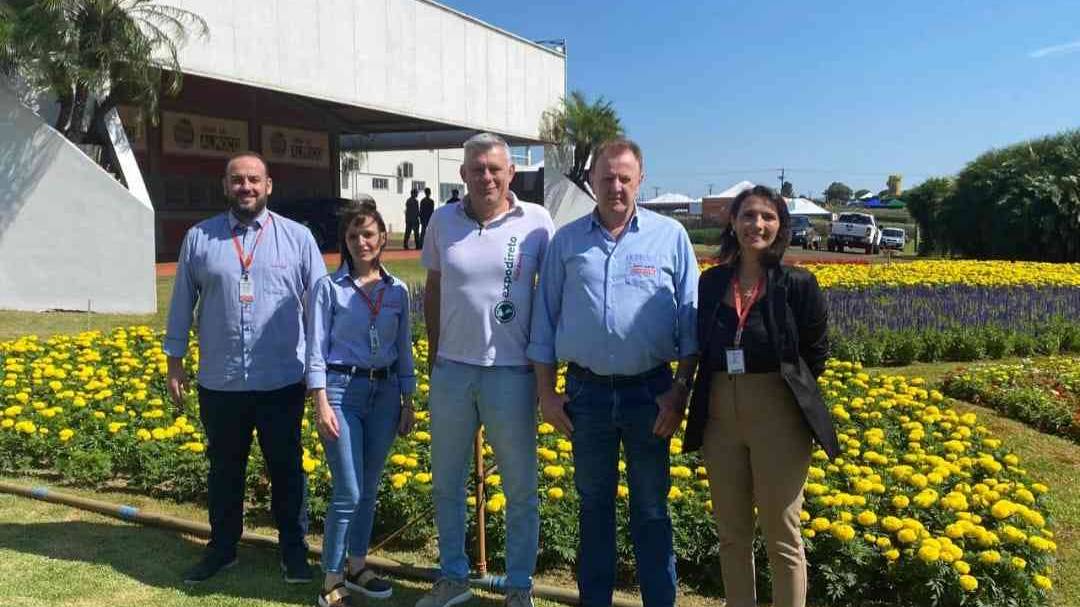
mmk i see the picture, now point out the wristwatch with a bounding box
[673,375,691,393]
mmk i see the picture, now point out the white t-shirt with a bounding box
[422,193,554,366]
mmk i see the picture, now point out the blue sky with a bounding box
[446,0,1080,199]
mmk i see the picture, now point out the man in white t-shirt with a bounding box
[416,133,554,607]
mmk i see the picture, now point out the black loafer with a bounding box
[281,551,314,584]
[183,553,238,584]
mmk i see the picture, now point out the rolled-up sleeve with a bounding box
[304,276,333,389]
[674,228,700,357]
[527,232,564,365]
[397,285,417,394]
[164,230,198,357]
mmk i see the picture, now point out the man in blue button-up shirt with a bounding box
[528,138,699,607]
[164,152,326,584]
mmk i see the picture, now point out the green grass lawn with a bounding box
[0,258,427,341]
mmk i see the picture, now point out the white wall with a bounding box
[0,83,156,314]
[342,148,465,233]
[174,0,566,141]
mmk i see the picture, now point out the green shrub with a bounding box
[984,328,1014,359]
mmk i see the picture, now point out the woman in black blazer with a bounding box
[684,185,839,607]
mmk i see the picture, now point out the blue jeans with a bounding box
[565,368,677,607]
[429,358,538,590]
[320,371,403,574]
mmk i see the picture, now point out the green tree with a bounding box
[824,181,852,203]
[1,0,207,143]
[780,180,794,197]
[539,90,624,189]
[942,130,1080,261]
[903,177,953,256]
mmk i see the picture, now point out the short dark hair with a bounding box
[451,189,459,196]
[224,151,269,176]
[715,185,791,267]
[593,137,644,173]
[337,195,387,273]
[410,189,418,196]
[424,187,431,196]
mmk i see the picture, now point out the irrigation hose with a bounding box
[0,481,643,607]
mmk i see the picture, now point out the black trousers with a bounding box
[403,221,420,249]
[197,382,309,559]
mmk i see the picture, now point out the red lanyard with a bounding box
[731,273,765,347]
[350,278,386,324]
[231,215,272,274]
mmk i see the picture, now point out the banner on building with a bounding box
[162,111,249,158]
[261,125,330,168]
[116,105,147,152]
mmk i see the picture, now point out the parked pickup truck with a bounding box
[827,212,881,254]
[880,227,907,251]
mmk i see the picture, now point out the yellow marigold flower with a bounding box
[810,517,832,533]
[537,422,555,435]
[953,560,970,574]
[543,465,566,479]
[667,486,683,501]
[857,511,877,526]
[958,575,978,592]
[830,524,856,542]
[884,549,900,561]
[58,428,74,442]
[1033,575,1052,590]
[897,529,918,544]
[1010,556,1026,570]
[390,454,407,466]
[990,500,1015,520]
[136,428,151,441]
[617,485,629,499]
[891,495,910,509]
[917,545,940,563]
[547,487,564,500]
[390,473,408,489]
[414,472,432,484]
[413,431,431,442]
[799,510,810,522]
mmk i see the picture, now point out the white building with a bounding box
[340,149,465,233]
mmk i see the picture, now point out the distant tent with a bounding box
[714,180,755,199]
[885,198,906,209]
[863,197,884,208]
[786,197,831,216]
[642,192,697,205]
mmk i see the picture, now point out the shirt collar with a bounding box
[332,264,394,285]
[459,191,524,224]
[588,205,644,234]
[228,207,271,231]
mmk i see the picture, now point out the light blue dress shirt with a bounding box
[527,207,699,376]
[164,209,327,391]
[304,266,417,393]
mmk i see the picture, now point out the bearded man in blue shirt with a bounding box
[528,138,699,607]
[164,152,327,585]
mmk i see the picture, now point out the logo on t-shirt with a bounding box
[493,300,516,323]
[494,236,519,324]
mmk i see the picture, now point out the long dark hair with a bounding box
[715,185,791,267]
[337,195,388,274]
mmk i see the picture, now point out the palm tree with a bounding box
[539,90,624,189]
[1,0,207,143]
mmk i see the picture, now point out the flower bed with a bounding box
[941,357,1080,441]
[0,327,1059,606]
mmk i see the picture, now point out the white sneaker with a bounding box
[415,578,473,607]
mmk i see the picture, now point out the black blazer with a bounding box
[683,264,841,458]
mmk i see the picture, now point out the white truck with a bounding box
[827,212,881,254]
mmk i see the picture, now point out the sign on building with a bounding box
[261,125,330,168]
[162,111,249,158]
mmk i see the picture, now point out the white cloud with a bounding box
[1029,40,1080,59]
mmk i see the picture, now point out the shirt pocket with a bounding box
[624,254,661,290]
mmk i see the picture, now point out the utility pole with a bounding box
[653,186,660,198]
[707,183,714,195]
[778,168,785,192]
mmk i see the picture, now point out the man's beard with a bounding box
[228,194,269,223]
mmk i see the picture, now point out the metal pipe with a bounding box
[473,428,488,575]
[0,480,642,607]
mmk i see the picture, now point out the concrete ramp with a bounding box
[0,82,156,314]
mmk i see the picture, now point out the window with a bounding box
[411,180,426,193]
[397,162,414,179]
[440,183,463,202]
[372,177,389,190]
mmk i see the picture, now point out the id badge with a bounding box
[725,348,746,375]
[238,274,255,303]
[368,325,381,351]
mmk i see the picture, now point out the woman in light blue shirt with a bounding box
[306,196,416,607]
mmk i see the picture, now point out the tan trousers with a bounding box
[701,372,812,607]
